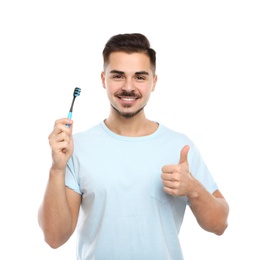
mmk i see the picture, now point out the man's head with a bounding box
[101,33,157,119]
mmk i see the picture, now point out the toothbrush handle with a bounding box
[66,111,72,127]
[67,111,72,119]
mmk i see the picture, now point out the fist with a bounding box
[161,145,193,197]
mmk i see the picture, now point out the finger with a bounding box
[54,118,73,127]
[161,165,175,173]
[50,120,72,137]
[163,186,178,196]
[55,131,71,143]
[161,172,172,181]
[178,145,190,164]
[162,180,178,189]
[161,171,175,179]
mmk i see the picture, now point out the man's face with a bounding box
[101,52,157,118]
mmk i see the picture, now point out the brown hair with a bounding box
[102,33,156,74]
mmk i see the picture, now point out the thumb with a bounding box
[179,145,190,164]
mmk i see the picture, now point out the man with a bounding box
[38,33,229,259]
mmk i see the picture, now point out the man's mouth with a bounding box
[120,97,138,101]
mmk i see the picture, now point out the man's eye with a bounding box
[136,76,145,80]
[113,75,123,79]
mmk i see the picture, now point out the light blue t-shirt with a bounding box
[66,121,218,260]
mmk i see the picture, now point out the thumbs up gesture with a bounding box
[161,145,193,197]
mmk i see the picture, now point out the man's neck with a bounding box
[104,113,158,137]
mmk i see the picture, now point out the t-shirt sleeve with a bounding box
[65,156,82,195]
[188,144,218,195]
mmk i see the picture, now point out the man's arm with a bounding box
[161,145,229,235]
[38,118,81,248]
[188,185,229,235]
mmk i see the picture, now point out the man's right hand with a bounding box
[48,118,74,172]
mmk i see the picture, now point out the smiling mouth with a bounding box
[115,90,141,101]
[120,97,138,101]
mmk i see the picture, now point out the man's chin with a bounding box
[111,105,145,118]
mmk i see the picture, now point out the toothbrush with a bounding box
[66,87,81,127]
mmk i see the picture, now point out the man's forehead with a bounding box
[109,51,149,62]
[106,52,152,74]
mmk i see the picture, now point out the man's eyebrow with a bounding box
[110,70,124,74]
[135,71,149,76]
[109,70,149,76]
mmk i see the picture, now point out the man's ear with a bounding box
[152,75,158,92]
[101,72,106,89]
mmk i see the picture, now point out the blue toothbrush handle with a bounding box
[66,111,72,127]
[67,111,72,119]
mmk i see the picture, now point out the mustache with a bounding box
[115,90,142,98]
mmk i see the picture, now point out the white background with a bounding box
[1,0,263,259]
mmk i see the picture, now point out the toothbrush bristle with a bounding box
[74,87,81,97]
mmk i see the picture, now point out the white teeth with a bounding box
[121,97,136,101]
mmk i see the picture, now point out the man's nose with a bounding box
[122,78,135,92]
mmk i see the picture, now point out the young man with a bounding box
[38,33,229,259]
